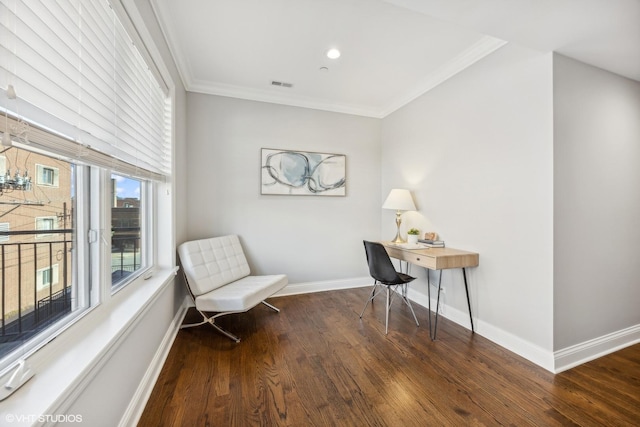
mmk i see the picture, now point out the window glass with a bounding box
[0,146,82,363]
[111,174,144,289]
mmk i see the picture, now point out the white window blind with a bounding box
[0,0,171,178]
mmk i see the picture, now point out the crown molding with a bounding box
[187,80,384,118]
[150,0,192,93]
[380,36,508,117]
[184,36,507,119]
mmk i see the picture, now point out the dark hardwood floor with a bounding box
[139,288,640,426]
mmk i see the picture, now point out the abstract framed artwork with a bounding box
[261,148,346,196]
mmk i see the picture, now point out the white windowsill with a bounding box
[0,267,178,425]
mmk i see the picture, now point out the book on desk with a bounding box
[418,239,445,248]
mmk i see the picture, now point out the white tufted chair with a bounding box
[178,235,288,342]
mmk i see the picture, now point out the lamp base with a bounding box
[391,233,406,244]
[391,212,405,243]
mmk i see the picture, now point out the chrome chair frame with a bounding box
[179,267,281,343]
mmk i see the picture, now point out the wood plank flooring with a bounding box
[139,288,640,426]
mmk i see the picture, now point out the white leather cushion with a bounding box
[178,235,251,297]
[194,274,288,312]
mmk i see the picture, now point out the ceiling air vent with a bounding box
[271,80,293,88]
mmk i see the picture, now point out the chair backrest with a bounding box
[178,235,251,297]
[363,241,404,285]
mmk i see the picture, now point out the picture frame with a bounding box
[261,148,346,196]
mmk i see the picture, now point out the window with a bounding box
[35,216,56,238]
[0,0,172,395]
[0,147,85,368]
[0,223,8,243]
[36,164,60,187]
[111,174,147,290]
[37,264,60,290]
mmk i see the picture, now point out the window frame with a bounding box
[109,173,153,293]
[0,156,93,375]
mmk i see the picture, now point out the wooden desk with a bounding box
[382,242,479,339]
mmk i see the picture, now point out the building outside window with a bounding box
[0,147,78,364]
[0,223,8,243]
[37,264,60,290]
[36,164,59,187]
[111,174,145,290]
[35,216,56,238]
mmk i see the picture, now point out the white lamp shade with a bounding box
[382,189,416,211]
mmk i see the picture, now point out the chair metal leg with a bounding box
[181,309,242,343]
[180,310,211,329]
[362,280,418,334]
[400,294,419,326]
[208,319,241,343]
[360,282,380,318]
[261,300,280,312]
[385,285,391,334]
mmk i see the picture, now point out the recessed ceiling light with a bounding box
[319,67,329,72]
[326,48,341,59]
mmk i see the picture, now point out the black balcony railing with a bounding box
[0,229,72,357]
[0,227,141,357]
[111,227,141,284]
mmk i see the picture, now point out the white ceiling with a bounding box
[151,0,639,118]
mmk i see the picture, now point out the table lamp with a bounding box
[382,189,416,243]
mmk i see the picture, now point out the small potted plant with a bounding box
[407,228,420,244]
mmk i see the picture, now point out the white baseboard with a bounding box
[553,324,640,373]
[407,287,556,371]
[273,276,371,297]
[408,287,640,373]
[119,296,191,427]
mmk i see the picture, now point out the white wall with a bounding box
[553,54,640,349]
[381,44,555,366]
[186,94,381,284]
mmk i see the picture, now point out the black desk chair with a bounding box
[360,240,420,334]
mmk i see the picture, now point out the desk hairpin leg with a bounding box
[433,270,443,340]
[463,268,475,333]
[426,269,442,340]
[427,269,432,337]
[429,269,475,340]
